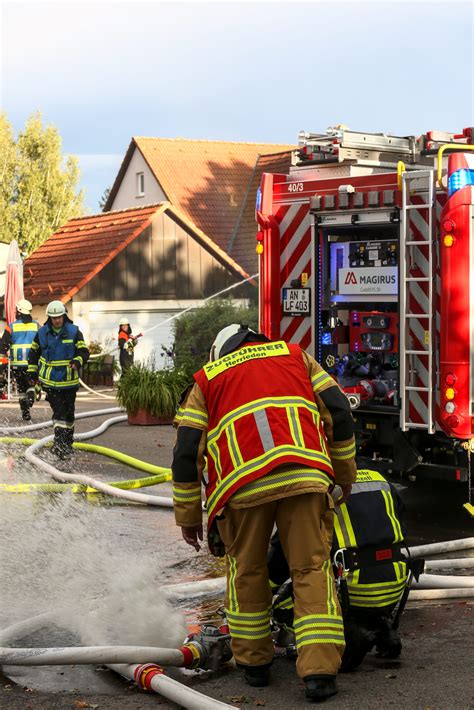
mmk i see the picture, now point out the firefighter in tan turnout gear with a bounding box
[172,324,357,702]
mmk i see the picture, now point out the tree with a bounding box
[0,112,84,254]
[169,299,259,379]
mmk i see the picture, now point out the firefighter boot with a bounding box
[304,675,338,703]
[19,397,31,422]
[375,618,402,659]
[26,387,35,408]
[64,427,75,457]
[240,662,271,688]
[52,428,71,460]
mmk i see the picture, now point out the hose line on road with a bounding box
[23,414,174,508]
[0,436,171,492]
[0,407,123,434]
[109,663,235,709]
[408,537,474,558]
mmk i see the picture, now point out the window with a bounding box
[136,172,145,197]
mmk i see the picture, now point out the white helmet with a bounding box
[119,317,130,326]
[16,299,33,315]
[210,324,257,361]
[46,300,66,317]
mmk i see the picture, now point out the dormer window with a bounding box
[136,172,145,197]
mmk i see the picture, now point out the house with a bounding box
[23,138,294,365]
[23,203,254,364]
[104,137,294,276]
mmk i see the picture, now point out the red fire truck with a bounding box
[256,126,474,493]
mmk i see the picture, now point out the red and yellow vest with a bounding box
[194,341,335,523]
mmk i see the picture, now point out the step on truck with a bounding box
[256,126,474,495]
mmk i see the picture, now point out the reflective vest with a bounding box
[334,469,408,609]
[9,320,39,366]
[37,322,80,389]
[194,341,335,524]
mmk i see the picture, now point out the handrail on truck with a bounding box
[437,143,474,189]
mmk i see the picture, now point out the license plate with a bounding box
[282,288,311,317]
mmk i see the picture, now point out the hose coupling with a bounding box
[134,662,165,691]
[183,624,233,672]
[179,641,203,669]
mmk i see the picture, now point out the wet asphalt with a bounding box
[0,393,472,709]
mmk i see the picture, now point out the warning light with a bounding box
[256,243,264,255]
[447,415,460,429]
[445,372,457,386]
[443,234,455,247]
[445,401,456,414]
[256,230,264,242]
[443,219,455,232]
[445,387,456,401]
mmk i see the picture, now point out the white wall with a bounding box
[110,147,167,211]
[72,298,203,368]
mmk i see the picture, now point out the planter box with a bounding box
[127,409,172,426]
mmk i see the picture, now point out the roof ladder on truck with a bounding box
[399,169,437,433]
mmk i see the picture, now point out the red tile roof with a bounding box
[23,203,252,305]
[230,151,294,276]
[105,137,295,267]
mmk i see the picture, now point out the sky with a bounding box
[1,0,473,211]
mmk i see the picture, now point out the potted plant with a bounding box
[117,362,188,425]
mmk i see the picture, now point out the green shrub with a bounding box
[117,362,188,418]
[169,300,258,379]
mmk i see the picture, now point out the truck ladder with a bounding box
[400,170,437,433]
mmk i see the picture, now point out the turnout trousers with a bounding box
[217,492,345,678]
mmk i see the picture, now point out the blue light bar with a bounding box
[255,186,262,212]
[448,168,474,197]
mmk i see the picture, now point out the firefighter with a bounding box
[118,318,138,374]
[27,300,89,459]
[172,324,357,702]
[268,468,412,672]
[0,299,39,420]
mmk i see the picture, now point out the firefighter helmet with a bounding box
[210,324,257,361]
[46,300,66,317]
[16,299,33,315]
[119,317,130,326]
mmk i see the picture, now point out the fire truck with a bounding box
[256,126,474,496]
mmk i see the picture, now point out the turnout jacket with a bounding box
[172,340,357,528]
[27,317,89,389]
[0,316,39,366]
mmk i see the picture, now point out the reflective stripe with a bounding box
[12,323,38,332]
[39,357,72,367]
[294,614,343,630]
[274,596,293,610]
[226,608,271,639]
[208,441,222,480]
[38,376,79,388]
[381,490,404,542]
[329,441,356,461]
[207,445,332,518]
[179,407,208,427]
[254,409,275,452]
[228,555,239,613]
[351,480,391,494]
[334,503,357,548]
[287,406,304,447]
[323,559,337,616]
[226,422,242,468]
[208,396,320,444]
[172,485,201,502]
[232,468,332,501]
[311,370,335,391]
[294,614,345,648]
